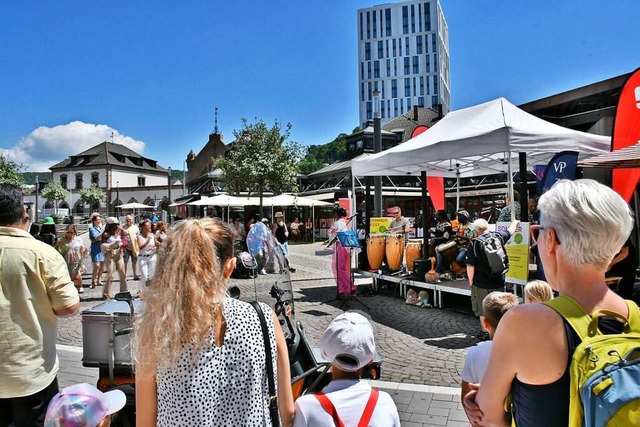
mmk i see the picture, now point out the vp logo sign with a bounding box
[553,161,568,174]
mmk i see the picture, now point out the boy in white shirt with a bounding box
[294,312,400,427]
[460,292,519,406]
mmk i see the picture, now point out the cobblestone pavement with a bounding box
[57,241,481,387]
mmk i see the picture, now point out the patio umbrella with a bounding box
[264,194,332,239]
[116,202,154,219]
[188,194,261,220]
[116,202,153,209]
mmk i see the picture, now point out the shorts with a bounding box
[123,248,137,264]
[471,285,504,317]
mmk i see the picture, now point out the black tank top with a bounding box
[511,317,624,426]
[274,222,287,244]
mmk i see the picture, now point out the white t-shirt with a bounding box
[294,379,400,427]
[460,341,493,384]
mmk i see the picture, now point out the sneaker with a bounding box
[259,269,267,275]
[289,267,296,273]
[77,287,84,294]
[133,276,140,281]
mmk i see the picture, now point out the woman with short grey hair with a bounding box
[462,179,635,426]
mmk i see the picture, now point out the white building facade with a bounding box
[29,141,182,219]
[357,0,450,127]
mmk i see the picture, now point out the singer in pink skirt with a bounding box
[328,206,356,298]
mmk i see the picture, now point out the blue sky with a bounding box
[1,1,639,171]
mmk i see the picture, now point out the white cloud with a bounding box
[1,121,145,172]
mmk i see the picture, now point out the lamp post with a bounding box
[167,167,172,222]
[373,90,382,216]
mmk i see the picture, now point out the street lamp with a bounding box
[373,89,382,216]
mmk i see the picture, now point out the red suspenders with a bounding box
[314,388,380,427]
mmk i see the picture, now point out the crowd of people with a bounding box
[3,178,640,426]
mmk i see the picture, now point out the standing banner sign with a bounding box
[497,222,530,285]
[540,151,579,195]
[612,67,640,202]
[369,217,393,234]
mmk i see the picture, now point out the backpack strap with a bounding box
[314,393,345,427]
[543,295,594,341]
[314,388,379,427]
[358,388,379,427]
[544,296,640,340]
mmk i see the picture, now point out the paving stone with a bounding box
[410,413,448,425]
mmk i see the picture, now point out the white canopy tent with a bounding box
[352,97,610,179]
[352,97,611,216]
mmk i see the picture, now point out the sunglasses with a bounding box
[392,211,400,215]
[530,224,561,245]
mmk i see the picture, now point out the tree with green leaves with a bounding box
[79,184,105,212]
[296,132,349,175]
[41,181,68,215]
[0,154,24,186]
[213,118,301,214]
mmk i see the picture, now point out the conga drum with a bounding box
[405,239,423,272]
[366,234,386,270]
[436,240,458,263]
[385,235,404,271]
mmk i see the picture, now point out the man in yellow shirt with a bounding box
[0,184,79,426]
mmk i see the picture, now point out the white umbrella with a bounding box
[265,194,332,239]
[116,202,153,209]
[188,194,261,220]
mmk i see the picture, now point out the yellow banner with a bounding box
[497,222,530,285]
[370,217,393,234]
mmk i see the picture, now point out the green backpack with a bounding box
[543,295,640,426]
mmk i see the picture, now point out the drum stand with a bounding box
[392,233,412,277]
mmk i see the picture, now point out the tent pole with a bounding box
[507,149,515,221]
[421,171,429,259]
[455,165,461,212]
[519,152,528,221]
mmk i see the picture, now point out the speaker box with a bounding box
[413,258,430,281]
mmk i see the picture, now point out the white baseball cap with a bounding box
[321,312,376,372]
[45,383,126,427]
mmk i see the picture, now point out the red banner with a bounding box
[612,68,640,202]
[426,176,445,211]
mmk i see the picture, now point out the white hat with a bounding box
[44,383,126,427]
[275,211,284,218]
[105,216,119,225]
[321,312,376,372]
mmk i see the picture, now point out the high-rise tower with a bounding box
[357,1,450,126]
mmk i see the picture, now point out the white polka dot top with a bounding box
[156,298,278,426]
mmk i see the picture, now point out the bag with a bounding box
[249,301,280,427]
[543,295,640,426]
[474,234,508,278]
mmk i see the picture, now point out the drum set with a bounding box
[366,233,466,278]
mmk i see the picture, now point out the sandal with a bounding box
[102,294,110,300]
[90,282,96,289]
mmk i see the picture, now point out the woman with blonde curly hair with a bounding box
[135,218,294,427]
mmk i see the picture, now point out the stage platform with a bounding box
[356,270,471,308]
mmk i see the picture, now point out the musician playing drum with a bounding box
[388,206,411,234]
[433,210,454,274]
